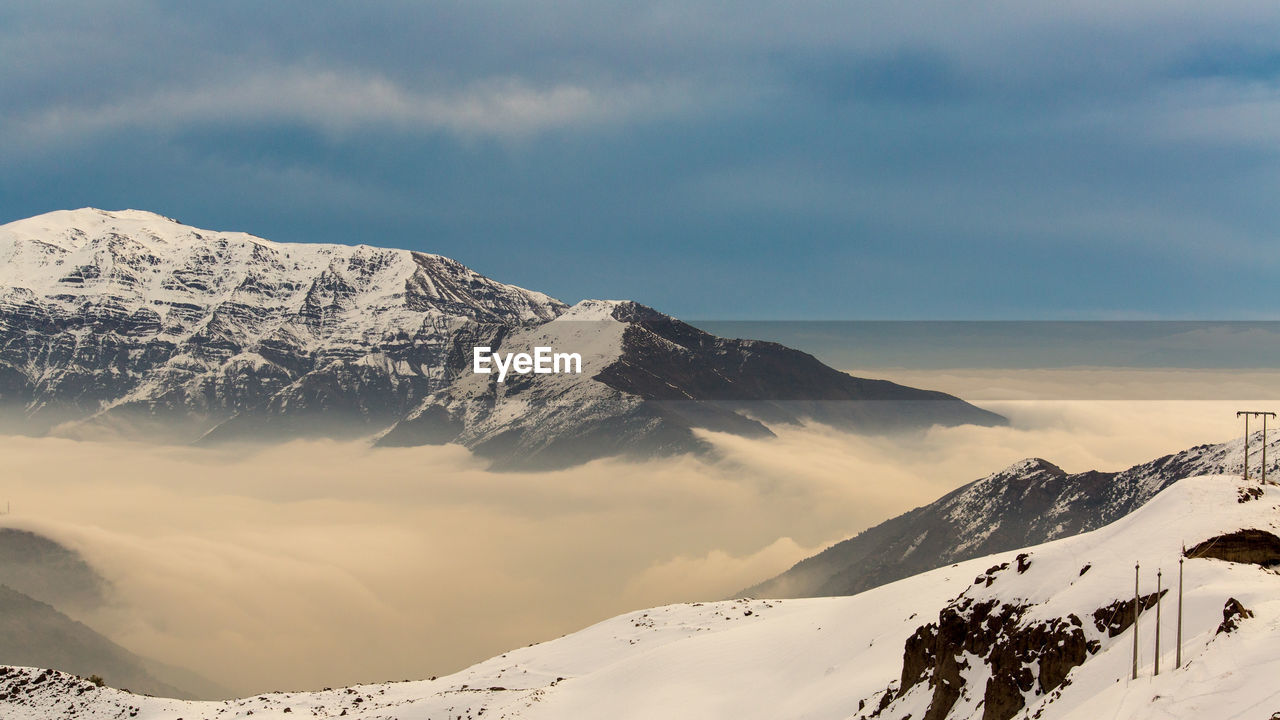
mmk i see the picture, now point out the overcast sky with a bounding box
[3,1,1280,319]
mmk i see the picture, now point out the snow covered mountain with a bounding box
[0,208,563,443]
[745,432,1280,600]
[0,208,1003,468]
[4,472,1277,719]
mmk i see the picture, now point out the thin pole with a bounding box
[1133,562,1140,680]
[1176,555,1184,669]
[1244,414,1250,482]
[1155,570,1162,676]
[1238,412,1277,482]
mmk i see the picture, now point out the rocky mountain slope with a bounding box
[5,473,1277,719]
[377,299,1006,468]
[745,432,1277,599]
[0,585,196,699]
[0,529,108,618]
[0,209,1002,468]
[0,529,225,700]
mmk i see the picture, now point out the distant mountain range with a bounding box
[0,529,225,699]
[744,432,1272,599]
[0,209,1003,468]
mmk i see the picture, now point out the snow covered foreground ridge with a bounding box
[5,474,1279,720]
[0,208,1002,469]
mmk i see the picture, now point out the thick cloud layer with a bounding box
[3,2,1280,318]
[0,373,1266,695]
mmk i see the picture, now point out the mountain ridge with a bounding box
[743,432,1273,599]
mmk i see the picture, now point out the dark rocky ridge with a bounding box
[380,302,1005,469]
[601,305,1006,432]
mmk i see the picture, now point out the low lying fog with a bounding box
[0,369,1272,695]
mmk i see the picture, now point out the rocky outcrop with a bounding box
[1186,530,1280,567]
[1090,591,1165,638]
[883,596,1098,720]
[860,554,1189,720]
[869,600,1161,720]
[1216,597,1253,635]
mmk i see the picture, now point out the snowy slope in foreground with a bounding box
[4,475,1279,719]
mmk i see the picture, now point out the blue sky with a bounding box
[3,1,1279,319]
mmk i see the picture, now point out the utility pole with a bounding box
[1154,569,1162,676]
[1176,554,1184,670]
[1133,562,1140,680]
[1237,411,1276,483]
[1242,412,1250,482]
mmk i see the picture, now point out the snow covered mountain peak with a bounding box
[981,457,1067,484]
[557,298,630,320]
[0,207,563,324]
[2,207,182,238]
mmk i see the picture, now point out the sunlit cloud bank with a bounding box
[0,376,1269,695]
[852,367,1280,401]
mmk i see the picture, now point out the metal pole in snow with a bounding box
[1133,562,1140,680]
[1154,570,1162,676]
[1243,414,1250,482]
[1176,554,1184,670]
[1237,412,1276,483]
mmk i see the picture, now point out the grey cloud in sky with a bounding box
[3,1,1280,319]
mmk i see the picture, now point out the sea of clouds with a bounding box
[0,369,1272,694]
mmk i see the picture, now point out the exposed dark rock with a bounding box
[1237,486,1264,503]
[1186,530,1280,566]
[1091,591,1165,638]
[884,598,1095,720]
[1216,598,1253,635]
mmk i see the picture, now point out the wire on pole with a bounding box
[1154,569,1162,676]
[1176,553,1184,670]
[1237,411,1275,484]
[1132,562,1140,680]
